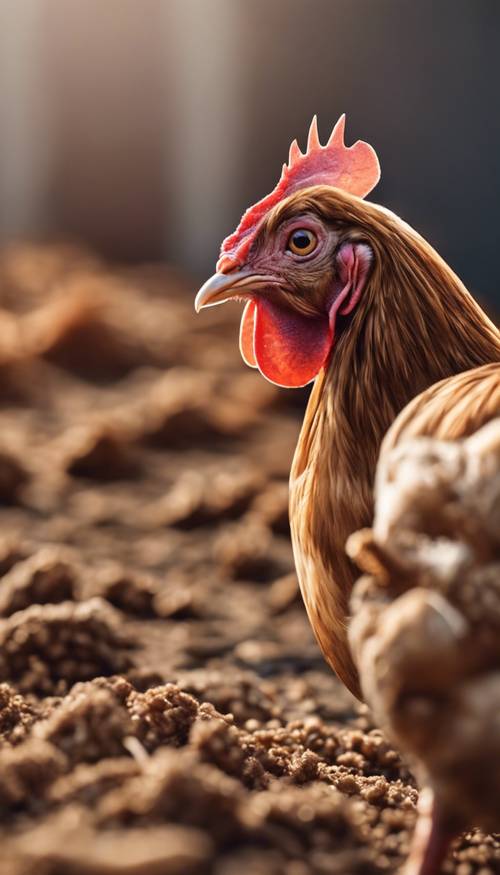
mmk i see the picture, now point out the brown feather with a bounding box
[285,186,500,698]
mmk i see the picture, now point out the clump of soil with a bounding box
[0,449,29,503]
[64,426,142,481]
[0,599,134,694]
[0,548,77,616]
[93,564,158,616]
[0,242,496,875]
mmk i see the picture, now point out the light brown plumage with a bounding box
[196,178,500,699]
[288,187,500,698]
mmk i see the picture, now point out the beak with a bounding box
[195,270,279,313]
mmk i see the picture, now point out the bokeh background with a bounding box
[0,0,499,309]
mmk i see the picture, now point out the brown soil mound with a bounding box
[0,242,497,875]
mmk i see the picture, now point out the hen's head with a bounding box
[195,116,381,388]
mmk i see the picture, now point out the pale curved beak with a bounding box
[195,270,279,313]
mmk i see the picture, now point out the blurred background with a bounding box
[0,0,499,309]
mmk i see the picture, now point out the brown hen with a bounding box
[195,117,500,698]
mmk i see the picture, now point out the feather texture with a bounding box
[288,186,500,698]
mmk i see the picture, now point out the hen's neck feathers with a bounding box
[295,198,500,481]
[290,193,500,698]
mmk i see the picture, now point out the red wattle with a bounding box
[239,300,257,367]
[251,298,332,388]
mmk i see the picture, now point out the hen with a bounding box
[348,400,500,874]
[195,115,500,699]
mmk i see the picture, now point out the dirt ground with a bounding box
[0,241,497,875]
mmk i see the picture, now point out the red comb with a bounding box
[217,114,380,270]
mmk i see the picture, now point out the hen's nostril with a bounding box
[216,255,242,275]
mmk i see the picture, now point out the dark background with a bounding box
[0,0,498,309]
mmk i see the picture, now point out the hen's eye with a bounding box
[287,229,318,256]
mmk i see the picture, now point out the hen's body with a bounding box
[290,189,500,698]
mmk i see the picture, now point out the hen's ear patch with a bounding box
[335,241,373,319]
[218,115,380,271]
